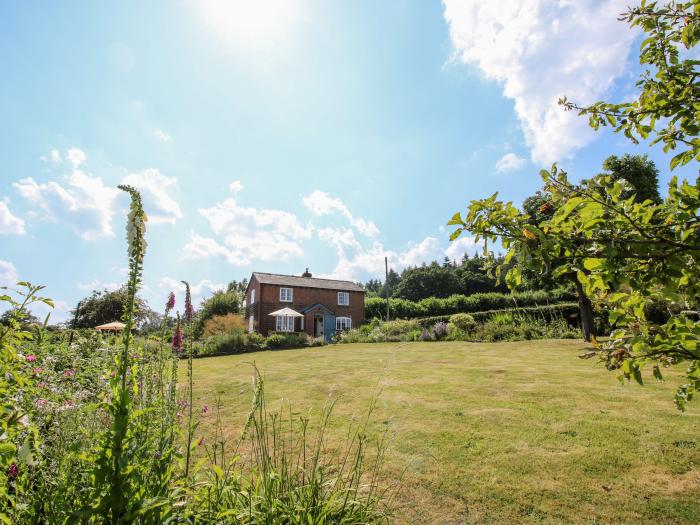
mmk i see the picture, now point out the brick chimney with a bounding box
[301,267,312,278]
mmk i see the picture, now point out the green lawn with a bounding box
[189,340,700,524]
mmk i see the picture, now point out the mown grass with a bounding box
[189,340,699,524]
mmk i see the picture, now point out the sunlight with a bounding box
[197,0,304,56]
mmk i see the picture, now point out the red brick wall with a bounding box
[244,276,262,332]
[254,283,364,336]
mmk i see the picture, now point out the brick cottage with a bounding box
[244,269,365,341]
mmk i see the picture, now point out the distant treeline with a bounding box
[364,254,559,303]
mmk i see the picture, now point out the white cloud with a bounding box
[0,200,26,235]
[13,164,119,240]
[153,129,172,142]
[443,0,635,164]
[31,300,71,324]
[0,260,18,286]
[158,277,227,308]
[445,235,481,261]
[316,230,445,281]
[67,148,87,167]
[77,279,122,292]
[302,190,379,237]
[400,237,443,267]
[229,180,244,193]
[183,197,312,265]
[50,149,61,163]
[495,152,527,173]
[121,169,183,224]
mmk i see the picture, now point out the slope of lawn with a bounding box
[189,340,700,524]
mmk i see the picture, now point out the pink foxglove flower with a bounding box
[7,463,18,480]
[166,292,176,311]
[172,329,184,353]
[25,355,36,362]
[181,281,194,323]
[202,404,209,414]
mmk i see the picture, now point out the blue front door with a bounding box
[323,314,336,342]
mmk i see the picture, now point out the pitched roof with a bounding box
[251,272,364,292]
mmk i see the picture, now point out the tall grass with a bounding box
[2,187,391,524]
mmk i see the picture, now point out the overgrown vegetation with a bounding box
[0,188,390,524]
[339,306,579,344]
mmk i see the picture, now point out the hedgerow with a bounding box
[365,288,576,319]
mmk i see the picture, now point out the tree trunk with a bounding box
[573,278,595,342]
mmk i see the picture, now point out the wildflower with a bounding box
[7,463,18,480]
[172,329,184,353]
[197,436,205,447]
[63,369,76,378]
[32,367,43,374]
[37,381,48,388]
[166,291,176,311]
[181,281,194,323]
[202,404,209,414]
[36,399,48,407]
[19,415,29,427]
[25,355,36,363]
[119,185,148,260]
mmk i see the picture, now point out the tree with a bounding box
[193,290,242,338]
[451,3,700,408]
[226,278,248,295]
[598,154,661,203]
[560,1,700,170]
[0,308,39,326]
[450,166,698,407]
[70,287,154,329]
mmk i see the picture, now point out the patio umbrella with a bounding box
[95,321,126,332]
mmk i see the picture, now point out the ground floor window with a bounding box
[248,316,254,333]
[336,316,352,331]
[276,315,295,332]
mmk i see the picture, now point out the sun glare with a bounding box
[197,0,304,56]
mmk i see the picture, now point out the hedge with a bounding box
[413,303,581,328]
[365,289,576,320]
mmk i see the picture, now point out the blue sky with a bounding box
[1,0,696,322]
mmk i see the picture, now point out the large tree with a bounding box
[451,1,700,409]
[70,287,154,329]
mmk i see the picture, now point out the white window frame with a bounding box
[337,291,349,306]
[336,316,352,331]
[276,315,295,332]
[250,289,255,304]
[280,287,293,303]
[248,316,254,333]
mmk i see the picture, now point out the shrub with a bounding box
[264,332,308,349]
[202,313,246,337]
[380,319,420,337]
[420,328,431,341]
[201,329,248,356]
[432,321,448,340]
[449,313,477,332]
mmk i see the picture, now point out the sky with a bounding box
[1,0,696,323]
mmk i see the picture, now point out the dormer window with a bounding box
[250,289,255,304]
[338,291,349,306]
[280,287,293,302]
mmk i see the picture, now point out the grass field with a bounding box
[189,340,699,524]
